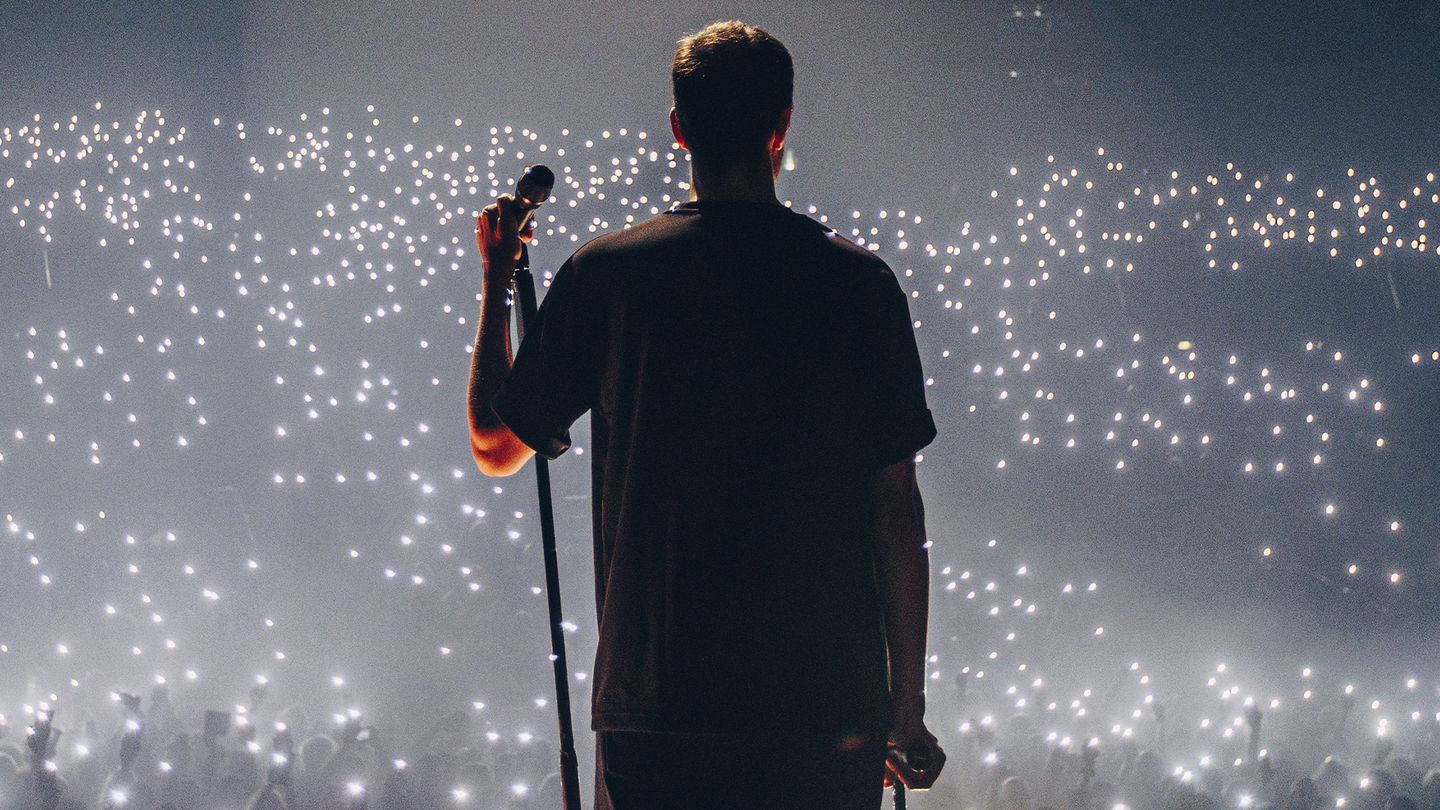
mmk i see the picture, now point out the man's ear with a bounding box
[669,107,688,151]
[771,104,793,153]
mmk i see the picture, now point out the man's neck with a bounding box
[687,161,779,204]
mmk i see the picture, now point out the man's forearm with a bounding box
[872,464,931,724]
[467,268,515,433]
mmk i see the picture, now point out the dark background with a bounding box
[4,1,1438,219]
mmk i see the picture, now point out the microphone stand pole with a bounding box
[511,241,584,810]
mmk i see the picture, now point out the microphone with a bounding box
[509,165,554,275]
[512,164,555,234]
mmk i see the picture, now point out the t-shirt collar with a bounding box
[669,198,787,212]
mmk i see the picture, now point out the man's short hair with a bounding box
[671,20,793,168]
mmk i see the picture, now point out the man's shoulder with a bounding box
[565,210,681,266]
[813,221,893,274]
[769,206,896,283]
[567,205,893,280]
[785,212,900,293]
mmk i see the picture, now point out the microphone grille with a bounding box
[516,165,556,209]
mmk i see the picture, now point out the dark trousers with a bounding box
[595,728,889,810]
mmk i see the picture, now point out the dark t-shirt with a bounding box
[491,198,937,736]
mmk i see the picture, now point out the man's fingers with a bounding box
[475,196,527,264]
[886,744,945,790]
[476,203,508,245]
[891,761,936,790]
[883,756,902,787]
[491,196,527,242]
[474,212,491,249]
[907,770,939,790]
[908,746,945,789]
[496,193,519,231]
[886,751,918,788]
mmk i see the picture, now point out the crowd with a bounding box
[1,686,564,809]
[8,677,1440,810]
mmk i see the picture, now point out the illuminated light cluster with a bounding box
[1,105,1437,794]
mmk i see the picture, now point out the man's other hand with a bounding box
[884,717,946,790]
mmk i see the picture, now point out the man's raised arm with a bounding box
[467,194,537,477]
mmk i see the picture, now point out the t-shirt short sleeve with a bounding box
[491,256,600,460]
[853,262,938,471]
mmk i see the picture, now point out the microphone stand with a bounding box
[511,241,584,810]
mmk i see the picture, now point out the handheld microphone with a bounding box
[512,164,555,234]
[509,165,554,275]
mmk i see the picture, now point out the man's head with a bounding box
[670,20,793,174]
